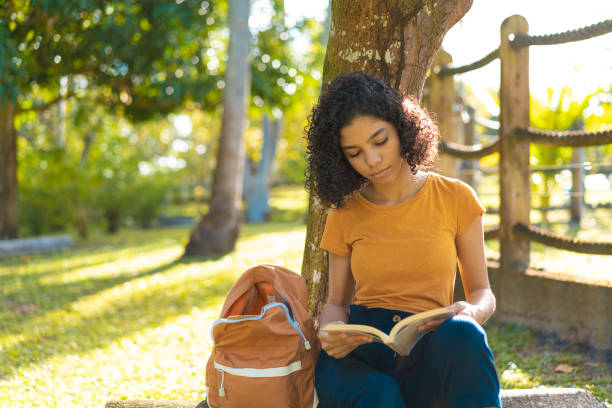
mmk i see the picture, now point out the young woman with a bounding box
[305,72,501,408]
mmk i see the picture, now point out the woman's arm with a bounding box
[453,214,496,325]
[319,252,371,358]
[319,252,354,327]
[419,214,495,332]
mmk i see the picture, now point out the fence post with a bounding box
[463,105,477,188]
[571,147,585,223]
[499,15,530,272]
[429,50,459,178]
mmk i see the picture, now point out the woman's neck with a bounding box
[361,165,428,205]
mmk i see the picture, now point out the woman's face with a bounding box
[339,115,404,184]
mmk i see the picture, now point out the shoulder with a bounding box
[427,173,481,214]
[329,192,362,214]
[427,172,459,197]
[429,172,476,196]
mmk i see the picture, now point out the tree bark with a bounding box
[244,114,281,223]
[74,130,97,240]
[301,0,473,324]
[0,101,19,239]
[184,0,251,256]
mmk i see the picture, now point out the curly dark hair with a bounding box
[305,71,440,208]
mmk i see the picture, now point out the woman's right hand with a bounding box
[319,322,372,359]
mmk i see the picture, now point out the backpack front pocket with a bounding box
[212,360,304,407]
[207,293,317,408]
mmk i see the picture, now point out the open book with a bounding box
[321,307,455,356]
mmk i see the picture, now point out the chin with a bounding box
[370,178,393,186]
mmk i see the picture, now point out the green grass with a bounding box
[483,206,612,286]
[1,184,610,406]
[0,223,307,407]
[486,322,611,405]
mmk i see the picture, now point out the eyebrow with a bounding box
[341,127,387,150]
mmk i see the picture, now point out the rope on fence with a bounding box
[439,137,499,159]
[437,48,500,76]
[461,163,612,175]
[474,116,500,132]
[514,127,612,147]
[484,227,500,241]
[513,222,612,255]
[485,203,612,213]
[511,18,612,47]
[587,202,612,210]
[531,162,612,171]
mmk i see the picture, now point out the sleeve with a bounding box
[319,207,351,256]
[456,180,486,236]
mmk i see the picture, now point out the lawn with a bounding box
[1,184,610,407]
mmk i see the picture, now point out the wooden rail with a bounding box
[430,15,612,269]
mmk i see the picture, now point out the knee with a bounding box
[315,353,405,408]
[356,372,404,406]
[435,315,489,351]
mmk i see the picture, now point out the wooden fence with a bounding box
[428,15,612,272]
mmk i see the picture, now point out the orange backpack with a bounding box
[205,264,320,408]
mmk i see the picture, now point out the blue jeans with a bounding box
[315,304,502,408]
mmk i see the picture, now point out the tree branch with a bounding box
[13,2,43,39]
[16,91,76,114]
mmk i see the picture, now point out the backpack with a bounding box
[205,264,320,408]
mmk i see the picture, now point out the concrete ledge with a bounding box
[500,387,606,407]
[105,388,606,408]
[490,261,611,351]
[0,234,73,257]
[454,260,611,351]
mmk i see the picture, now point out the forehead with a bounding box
[340,115,390,144]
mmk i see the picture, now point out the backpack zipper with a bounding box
[214,360,302,398]
[277,291,311,350]
[210,300,311,349]
[218,369,225,397]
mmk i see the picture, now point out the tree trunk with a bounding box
[301,0,473,324]
[106,210,121,234]
[0,101,19,239]
[73,130,96,240]
[184,0,251,256]
[244,114,281,223]
[75,204,89,240]
[322,0,332,47]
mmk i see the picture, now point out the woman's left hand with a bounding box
[417,301,479,333]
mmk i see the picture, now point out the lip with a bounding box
[370,167,390,178]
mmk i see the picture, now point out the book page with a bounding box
[321,323,389,343]
[387,308,454,356]
[392,325,424,355]
[389,307,454,338]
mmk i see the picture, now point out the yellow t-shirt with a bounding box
[319,172,485,313]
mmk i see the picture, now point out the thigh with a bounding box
[315,349,406,408]
[396,315,501,408]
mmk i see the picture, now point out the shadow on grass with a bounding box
[0,221,306,381]
[0,229,196,326]
[0,254,231,380]
[240,221,305,239]
[0,242,182,287]
[1,255,186,333]
[0,227,191,278]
